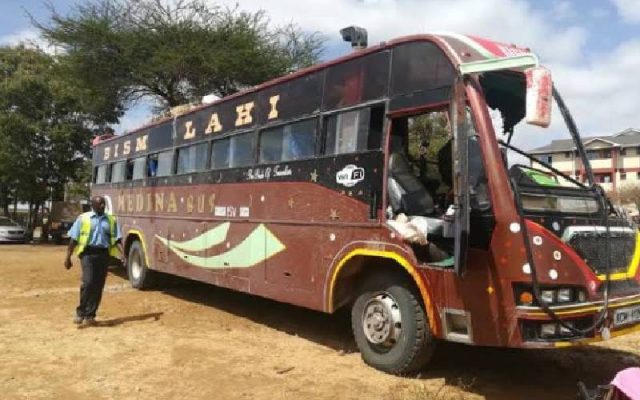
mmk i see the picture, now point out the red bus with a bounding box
[91,32,640,374]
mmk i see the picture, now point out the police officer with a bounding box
[64,196,124,325]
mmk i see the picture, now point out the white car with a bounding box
[0,217,27,243]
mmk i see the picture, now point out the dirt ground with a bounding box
[1,245,639,400]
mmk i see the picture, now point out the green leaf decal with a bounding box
[155,224,285,269]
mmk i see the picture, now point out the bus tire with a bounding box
[127,240,156,289]
[351,274,435,374]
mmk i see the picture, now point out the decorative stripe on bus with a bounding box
[155,223,285,269]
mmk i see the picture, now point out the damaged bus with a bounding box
[91,32,640,374]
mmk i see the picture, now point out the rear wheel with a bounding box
[351,273,436,374]
[127,240,156,289]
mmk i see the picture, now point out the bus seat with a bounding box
[388,150,435,216]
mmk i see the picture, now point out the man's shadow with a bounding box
[78,312,163,329]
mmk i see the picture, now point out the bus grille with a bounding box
[564,227,637,275]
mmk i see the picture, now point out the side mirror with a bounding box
[525,66,552,128]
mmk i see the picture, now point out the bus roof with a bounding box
[96,32,537,144]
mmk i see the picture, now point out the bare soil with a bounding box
[1,244,639,400]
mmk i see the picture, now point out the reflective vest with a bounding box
[74,212,120,257]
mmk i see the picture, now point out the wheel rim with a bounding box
[361,292,402,349]
[130,250,142,281]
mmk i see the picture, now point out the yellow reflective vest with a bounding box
[74,212,120,257]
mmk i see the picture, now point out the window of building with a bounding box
[260,118,317,163]
[546,155,553,164]
[621,148,627,156]
[324,105,384,155]
[177,142,208,174]
[621,172,627,180]
[587,149,611,159]
[637,172,640,180]
[155,150,174,177]
[603,175,611,183]
[230,132,256,168]
[111,161,127,183]
[212,138,231,169]
[565,151,571,158]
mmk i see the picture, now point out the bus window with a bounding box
[177,142,208,174]
[111,161,126,183]
[94,165,108,184]
[125,159,135,181]
[323,51,389,110]
[260,118,317,163]
[391,42,455,96]
[156,150,174,177]
[230,132,256,168]
[147,154,158,177]
[324,105,384,155]
[131,156,146,180]
[212,138,230,169]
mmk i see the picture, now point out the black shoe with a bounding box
[84,318,97,326]
[73,316,84,325]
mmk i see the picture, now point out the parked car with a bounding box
[0,217,27,243]
[45,201,85,244]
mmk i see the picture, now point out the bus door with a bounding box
[450,80,470,276]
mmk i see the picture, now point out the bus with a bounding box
[91,32,640,374]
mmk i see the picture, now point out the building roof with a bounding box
[529,128,640,154]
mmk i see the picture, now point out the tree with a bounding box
[33,0,325,119]
[0,46,92,225]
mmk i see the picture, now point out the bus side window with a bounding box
[212,138,230,169]
[94,165,108,184]
[155,150,174,177]
[111,161,126,183]
[259,118,317,163]
[125,159,135,181]
[324,105,384,155]
[147,154,159,177]
[131,156,146,180]
[230,131,256,168]
[176,142,208,174]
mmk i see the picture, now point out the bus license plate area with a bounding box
[613,305,640,327]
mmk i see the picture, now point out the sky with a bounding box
[1,0,640,151]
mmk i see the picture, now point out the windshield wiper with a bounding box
[498,140,587,189]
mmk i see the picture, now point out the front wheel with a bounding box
[127,240,157,289]
[351,274,436,374]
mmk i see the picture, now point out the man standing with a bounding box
[64,196,124,325]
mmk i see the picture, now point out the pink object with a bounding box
[525,66,552,128]
[612,367,640,400]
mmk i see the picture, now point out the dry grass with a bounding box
[385,377,478,400]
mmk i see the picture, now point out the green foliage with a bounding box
[407,112,450,160]
[33,0,325,117]
[0,46,93,221]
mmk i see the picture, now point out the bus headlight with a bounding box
[557,288,572,303]
[558,321,575,335]
[540,290,555,304]
[540,323,557,337]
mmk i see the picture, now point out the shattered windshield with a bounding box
[480,71,600,214]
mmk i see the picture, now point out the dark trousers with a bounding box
[76,250,109,318]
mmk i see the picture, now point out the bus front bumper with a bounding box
[515,294,640,348]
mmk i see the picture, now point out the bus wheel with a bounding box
[127,240,156,289]
[351,274,435,374]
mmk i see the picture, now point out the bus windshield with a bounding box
[480,71,601,215]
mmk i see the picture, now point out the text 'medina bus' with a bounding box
[91,32,640,374]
